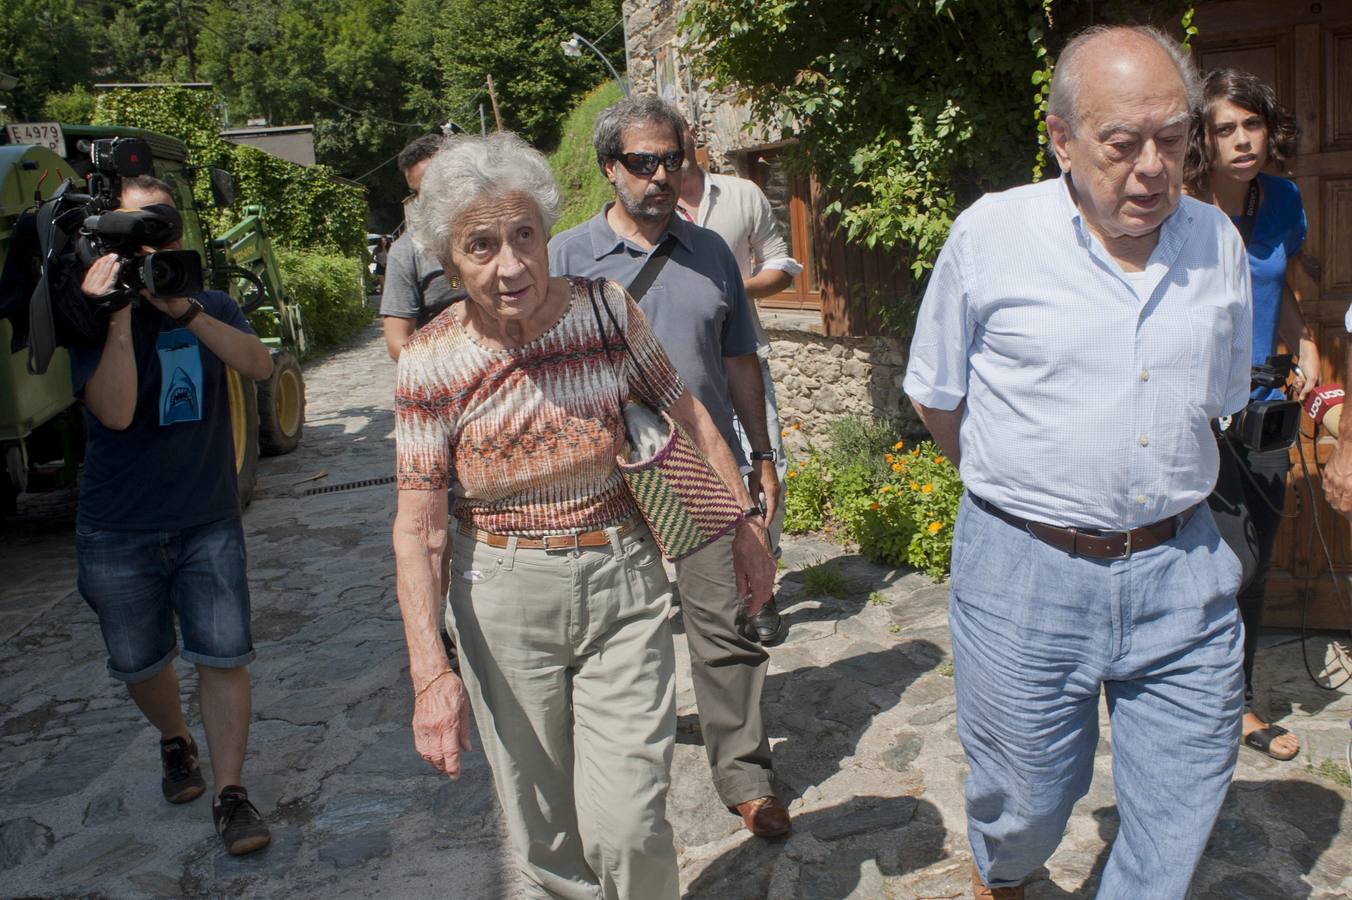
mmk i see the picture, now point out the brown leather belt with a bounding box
[457,518,640,551]
[970,494,1197,560]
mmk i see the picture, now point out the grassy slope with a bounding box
[548,81,623,235]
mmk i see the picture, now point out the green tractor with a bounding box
[0,123,309,515]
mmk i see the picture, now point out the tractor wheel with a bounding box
[257,350,304,456]
[226,368,260,508]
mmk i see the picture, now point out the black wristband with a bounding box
[749,449,777,462]
[742,507,765,520]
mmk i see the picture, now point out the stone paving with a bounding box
[1,322,1350,899]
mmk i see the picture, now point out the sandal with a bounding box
[1243,723,1300,761]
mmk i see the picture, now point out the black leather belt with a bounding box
[970,494,1197,560]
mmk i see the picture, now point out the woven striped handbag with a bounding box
[586,280,744,561]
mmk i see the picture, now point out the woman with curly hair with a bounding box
[1185,68,1315,762]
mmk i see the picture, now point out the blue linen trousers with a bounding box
[948,493,1244,898]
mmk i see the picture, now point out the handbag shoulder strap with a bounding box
[585,279,626,407]
[627,235,675,302]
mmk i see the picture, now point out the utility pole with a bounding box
[172,0,197,81]
[485,75,503,131]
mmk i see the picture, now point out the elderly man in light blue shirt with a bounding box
[904,26,1251,900]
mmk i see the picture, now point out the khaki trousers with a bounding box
[447,523,678,900]
[673,533,774,806]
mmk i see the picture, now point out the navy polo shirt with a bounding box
[548,205,759,466]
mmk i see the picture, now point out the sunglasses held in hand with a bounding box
[611,150,685,177]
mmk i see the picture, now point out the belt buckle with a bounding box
[544,532,581,552]
[1109,529,1132,560]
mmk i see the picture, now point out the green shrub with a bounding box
[42,85,97,124]
[782,416,962,579]
[783,454,830,535]
[275,248,371,351]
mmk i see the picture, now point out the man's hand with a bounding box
[747,459,782,531]
[732,518,776,617]
[412,670,474,779]
[81,253,121,298]
[1324,439,1352,518]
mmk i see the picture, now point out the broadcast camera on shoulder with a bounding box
[40,136,203,316]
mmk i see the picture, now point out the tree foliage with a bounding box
[2,0,623,229]
[434,0,624,148]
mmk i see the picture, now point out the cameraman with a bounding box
[73,175,275,854]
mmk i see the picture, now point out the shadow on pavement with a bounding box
[685,794,947,899]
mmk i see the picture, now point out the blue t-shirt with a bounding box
[1237,173,1306,400]
[70,291,255,531]
[548,206,760,466]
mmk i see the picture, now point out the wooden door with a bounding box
[1195,0,1352,628]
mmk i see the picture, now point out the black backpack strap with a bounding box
[626,236,675,302]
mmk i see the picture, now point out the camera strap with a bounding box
[1235,179,1260,247]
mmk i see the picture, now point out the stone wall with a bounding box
[764,315,919,454]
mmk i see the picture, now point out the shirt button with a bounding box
[1136,494,1148,505]
[1140,369,1150,381]
[1138,435,1149,447]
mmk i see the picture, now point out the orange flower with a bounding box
[911,448,920,456]
[880,485,892,494]
[891,463,903,473]
[869,502,881,511]
[792,423,801,430]
[934,455,945,464]
[787,470,798,478]
[927,521,943,534]
[893,441,905,450]
[884,453,895,463]
[781,429,789,438]
[909,481,919,491]
[922,483,933,494]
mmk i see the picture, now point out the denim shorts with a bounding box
[76,516,255,682]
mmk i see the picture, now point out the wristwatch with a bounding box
[749,449,777,462]
[173,298,205,327]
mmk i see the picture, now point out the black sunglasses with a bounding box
[611,150,685,177]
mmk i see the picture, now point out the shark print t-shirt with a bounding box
[70,291,256,531]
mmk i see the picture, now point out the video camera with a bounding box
[46,136,203,314]
[1229,354,1301,453]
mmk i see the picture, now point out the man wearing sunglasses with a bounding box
[549,95,790,840]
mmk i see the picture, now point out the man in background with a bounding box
[677,122,801,645]
[381,134,466,360]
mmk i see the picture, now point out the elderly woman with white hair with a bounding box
[391,132,775,900]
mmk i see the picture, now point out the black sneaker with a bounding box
[751,596,787,646]
[160,735,206,804]
[213,785,271,856]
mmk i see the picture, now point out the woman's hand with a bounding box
[413,670,474,779]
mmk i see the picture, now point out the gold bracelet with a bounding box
[414,669,453,701]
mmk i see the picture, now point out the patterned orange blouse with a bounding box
[394,277,685,536]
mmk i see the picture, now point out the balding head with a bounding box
[1048,26,1199,134]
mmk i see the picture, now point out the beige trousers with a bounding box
[447,523,678,900]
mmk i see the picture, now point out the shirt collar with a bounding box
[1057,173,1194,267]
[587,202,695,259]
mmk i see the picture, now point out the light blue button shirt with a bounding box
[903,176,1252,530]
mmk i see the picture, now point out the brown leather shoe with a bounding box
[971,864,1024,899]
[733,795,791,837]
